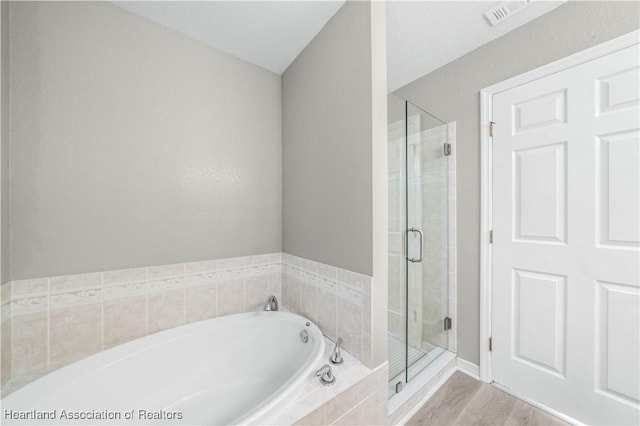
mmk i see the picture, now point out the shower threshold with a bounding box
[387,332,446,397]
[388,349,457,423]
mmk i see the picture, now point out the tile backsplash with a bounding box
[0,252,375,395]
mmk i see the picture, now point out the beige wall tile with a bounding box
[337,298,362,359]
[185,284,217,323]
[217,257,244,270]
[294,405,326,426]
[11,278,48,297]
[317,263,337,280]
[337,268,363,290]
[6,255,287,387]
[103,267,146,285]
[245,277,269,311]
[1,316,11,385]
[184,259,219,274]
[332,391,379,425]
[148,289,184,333]
[317,289,337,341]
[300,258,317,273]
[300,283,318,323]
[362,292,372,335]
[147,263,185,280]
[104,296,147,348]
[362,332,372,367]
[217,280,245,317]
[50,272,101,291]
[50,303,101,369]
[325,385,360,424]
[355,371,378,400]
[283,276,302,314]
[1,282,11,305]
[49,286,102,310]
[11,313,47,376]
[268,272,283,302]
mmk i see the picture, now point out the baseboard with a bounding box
[456,358,480,380]
[455,359,584,425]
[491,382,586,426]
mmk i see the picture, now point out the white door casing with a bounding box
[487,38,639,425]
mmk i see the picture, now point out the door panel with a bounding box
[491,44,640,425]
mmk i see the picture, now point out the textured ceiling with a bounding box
[114,1,566,89]
[386,1,567,91]
[114,1,345,74]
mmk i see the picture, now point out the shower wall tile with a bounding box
[3,252,283,395]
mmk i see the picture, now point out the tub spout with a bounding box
[263,295,278,311]
[330,337,343,365]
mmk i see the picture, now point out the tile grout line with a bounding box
[100,273,104,351]
[46,278,50,369]
[144,268,149,336]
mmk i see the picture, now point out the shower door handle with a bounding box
[406,228,424,263]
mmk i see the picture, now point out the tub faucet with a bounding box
[316,364,336,386]
[263,295,278,311]
[330,337,343,365]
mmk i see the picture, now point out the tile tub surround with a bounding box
[281,253,374,367]
[1,251,380,407]
[263,337,388,426]
[1,253,283,395]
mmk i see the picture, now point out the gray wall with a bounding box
[1,1,8,284]
[395,1,640,365]
[282,1,373,276]
[9,2,282,280]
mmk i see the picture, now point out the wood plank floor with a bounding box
[406,371,569,426]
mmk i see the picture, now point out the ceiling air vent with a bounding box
[485,1,532,26]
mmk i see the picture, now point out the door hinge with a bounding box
[443,143,452,156]
[489,121,495,137]
[444,316,452,331]
[489,230,493,244]
[489,337,493,352]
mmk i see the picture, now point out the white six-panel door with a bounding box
[491,44,640,425]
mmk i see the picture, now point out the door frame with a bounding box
[479,29,640,384]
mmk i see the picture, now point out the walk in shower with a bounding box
[387,94,454,397]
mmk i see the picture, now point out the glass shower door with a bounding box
[405,101,449,381]
[388,97,450,395]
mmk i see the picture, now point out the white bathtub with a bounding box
[1,311,325,425]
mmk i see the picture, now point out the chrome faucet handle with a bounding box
[315,364,336,386]
[263,295,278,311]
[330,337,343,365]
